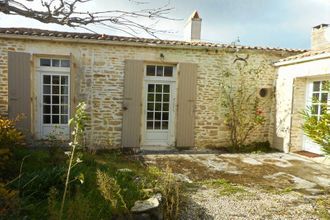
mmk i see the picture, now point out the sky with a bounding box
[0,0,330,49]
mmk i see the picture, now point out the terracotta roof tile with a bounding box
[278,48,330,62]
[0,27,307,53]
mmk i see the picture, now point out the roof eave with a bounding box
[0,32,305,53]
[274,52,330,67]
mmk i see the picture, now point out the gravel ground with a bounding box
[143,153,330,219]
[179,187,326,220]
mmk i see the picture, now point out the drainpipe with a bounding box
[287,78,296,153]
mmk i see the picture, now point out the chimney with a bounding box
[184,10,202,41]
[311,24,330,50]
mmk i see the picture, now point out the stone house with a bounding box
[275,24,330,155]
[0,12,303,150]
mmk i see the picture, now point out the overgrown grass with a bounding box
[200,178,246,196]
[315,197,330,220]
[1,146,161,219]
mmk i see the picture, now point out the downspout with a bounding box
[287,78,296,153]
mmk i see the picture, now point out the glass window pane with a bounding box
[43,105,51,114]
[40,59,51,66]
[156,94,162,101]
[61,96,68,104]
[163,103,169,111]
[154,121,161,129]
[147,121,153,129]
[312,105,319,114]
[146,65,155,76]
[164,66,173,77]
[61,115,68,124]
[312,93,319,103]
[61,60,70,67]
[163,85,170,93]
[162,112,169,120]
[52,86,60,94]
[148,84,155,92]
[322,81,330,91]
[313,81,321,91]
[61,86,68,95]
[43,95,51,104]
[147,103,154,111]
[52,76,60,84]
[163,94,169,102]
[61,105,68,114]
[321,93,328,103]
[52,105,59,114]
[52,96,59,104]
[52,59,60,67]
[43,75,51,84]
[155,103,161,111]
[147,112,153,120]
[43,85,51,94]
[162,121,168,129]
[52,115,59,124]
[320,105,327,114]
[156,84,162,92]
[156,66,163,76]
[148,94,154,102]
[43,115,51,124]
[155,112,161,120]
[61,76,69,85]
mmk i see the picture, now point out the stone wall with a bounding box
[0,37,298,149]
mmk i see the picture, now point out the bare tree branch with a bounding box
[0,0,177,37]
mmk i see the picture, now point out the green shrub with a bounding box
[301,108,330,155]
[0,116,24,173]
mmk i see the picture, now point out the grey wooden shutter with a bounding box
[122,60,144,148]
[176,63,197,147]
[8,51,31,134]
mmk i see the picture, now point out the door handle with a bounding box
[123,106,128,111]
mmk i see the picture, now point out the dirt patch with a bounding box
[144,153,330,194]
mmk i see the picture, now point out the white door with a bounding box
[37,58,71,140]
[303,80,330,154]
[142,65,176,147]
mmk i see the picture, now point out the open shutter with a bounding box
[176,63,197,147]
[122,60,144,148]
[8,51,31,134]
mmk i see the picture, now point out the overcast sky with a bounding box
[0,0,330,49]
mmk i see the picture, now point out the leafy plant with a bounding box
[301,107,330,155]
[219,62,267,150]
[0,116,24,172]
[60,102,88,219]
[159,165,181,220]
[96,169,128,213]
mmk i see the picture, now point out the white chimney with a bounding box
[184,10,202,41]
[311,24,330,50]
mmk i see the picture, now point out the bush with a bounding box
[0,116,24,148]
[302,108,330,155]
[0,116,24,173]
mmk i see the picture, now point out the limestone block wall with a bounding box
[0,37,298,149]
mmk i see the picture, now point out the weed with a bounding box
[202,178,246,196]
[315,197,330,220]
[159,165,181,220]
[96,169,128,213]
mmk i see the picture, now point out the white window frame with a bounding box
[35,57,71,139]
[141,64,177,147]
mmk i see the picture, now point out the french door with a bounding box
[142,65,176,147]
[303,79,330,154]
